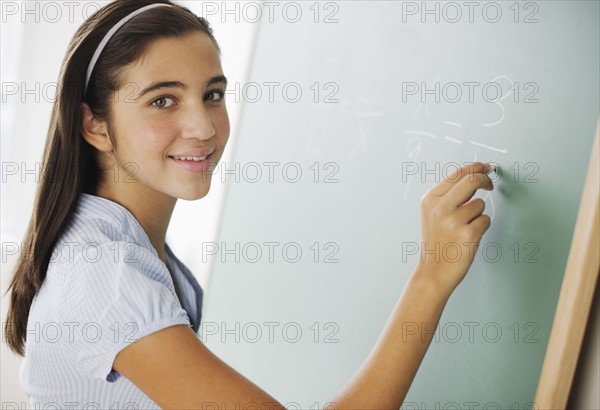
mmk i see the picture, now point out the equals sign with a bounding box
[444,121,463,144]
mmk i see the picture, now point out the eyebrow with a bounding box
[136,75,228,99]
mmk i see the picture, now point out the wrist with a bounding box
[408,262,456,302]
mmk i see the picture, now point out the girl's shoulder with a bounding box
[52,193,177,289]
[50,193,160,270]
[47,194,192,382]
[25,195,193,385]
[65,193,151,247]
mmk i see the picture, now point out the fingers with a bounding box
[456,198,486,224]
[417,162,494,292]
[443,172,493,208]
[428,162,490,197]
[469,213,492,236]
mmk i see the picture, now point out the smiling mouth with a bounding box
[168,155,208,162]
[168,153,215,174]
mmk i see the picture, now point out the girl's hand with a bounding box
[416,162,494,295]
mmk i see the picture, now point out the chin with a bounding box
[181,192,210,201]
[177,186,212,201]
[165,173,214,200]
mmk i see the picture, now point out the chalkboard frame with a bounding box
[535,120,600,408]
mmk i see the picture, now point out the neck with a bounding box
[94,184,176,264]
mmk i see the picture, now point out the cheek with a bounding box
[215,110,231,139]
[112,106,177,155]
[135,119,179,155]
[112,126,175,173]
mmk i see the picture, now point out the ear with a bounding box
[80,103,113,152]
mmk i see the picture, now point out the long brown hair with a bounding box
[3,0,220,356]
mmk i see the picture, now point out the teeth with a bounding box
[171,155,207,162]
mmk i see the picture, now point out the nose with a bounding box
[180,103,216,140]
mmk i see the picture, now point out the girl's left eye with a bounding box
[205,90,225,102]
[151,97,175,108]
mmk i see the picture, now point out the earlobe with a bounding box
[80,103,113,152]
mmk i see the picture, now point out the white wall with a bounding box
[1,0,259,401]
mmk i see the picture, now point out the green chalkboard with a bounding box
[202,1,599,407]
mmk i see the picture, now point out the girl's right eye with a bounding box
[151,96,175,108]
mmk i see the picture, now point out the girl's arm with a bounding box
[328,266,456,409]
[113,163,493,409]
[330,162,494,408]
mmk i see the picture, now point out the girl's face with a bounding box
[104,32,229,201]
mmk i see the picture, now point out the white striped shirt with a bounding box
[19,193,204,408]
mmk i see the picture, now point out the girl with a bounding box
[4,0,494,408]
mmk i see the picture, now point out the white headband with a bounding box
[84,3,173,97]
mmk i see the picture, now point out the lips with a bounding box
[168,148,215,158]
[169,149,214,174]
[170,154,208,162]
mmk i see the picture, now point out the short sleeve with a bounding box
[59,241,192,382]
